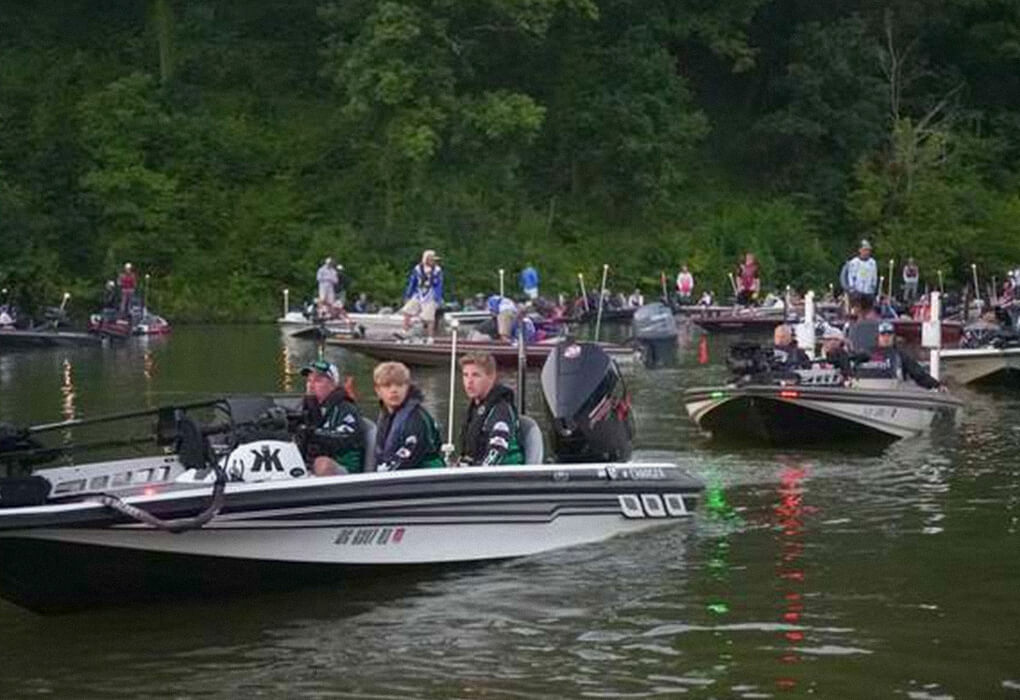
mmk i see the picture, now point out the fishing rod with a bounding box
[594,263,609,343]
[442,319,460,466]
[12,398,230,437]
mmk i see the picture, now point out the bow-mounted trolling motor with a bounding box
[541,341,634,462]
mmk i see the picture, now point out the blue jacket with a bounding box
[519,266,539,292]
[404,264,444,303]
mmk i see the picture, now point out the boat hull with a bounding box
[0,329,103,349]
[684,384,960,445]
[939,347,1020,387]
[691,316,785,334]
[326,337,635,368]
[0,464,700,613]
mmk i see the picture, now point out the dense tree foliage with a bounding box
[1,0,1017,320]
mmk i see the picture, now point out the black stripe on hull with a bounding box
[694,396,899,447]
[0,537,490,615]
[2,470,704,531]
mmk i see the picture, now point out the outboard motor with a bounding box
[631,302,678,367]
[541,342,634,463]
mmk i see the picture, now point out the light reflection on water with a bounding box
[0,324,1018,697]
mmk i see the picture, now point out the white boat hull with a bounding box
[685,381,961,444]
[939,347,1020,385]
[0,463,701,612]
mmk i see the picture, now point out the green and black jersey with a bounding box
[304,388,365,472]
[459,384,524,466]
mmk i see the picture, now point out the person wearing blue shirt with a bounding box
[519,265,539,300]
[401,249,444,339]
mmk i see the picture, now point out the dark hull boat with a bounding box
[325,337,635,368]
[0,328,103,349]
[691,313,787,334]
[684,376,962,446]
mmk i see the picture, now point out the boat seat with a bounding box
[176,416,211,470]
[519,415,544,464]
[360,416,378,472]
[848,320,879,352]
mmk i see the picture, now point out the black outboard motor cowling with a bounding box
[631,302,678,367]
[541,342,634,463]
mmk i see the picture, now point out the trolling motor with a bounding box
[631,302,678,368]
[541,342,633,462]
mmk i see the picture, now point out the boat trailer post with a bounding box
[443,320,460,466]
[59,291,71,313]
[577,273,590,313]
[798,290,817,359]
[516,327,526,415]
[594,263,609,342]
[888,259,895,299]
[283,288,289,317]
[971,263,981,314]
[926,291,942,381]
[499,268,505,299]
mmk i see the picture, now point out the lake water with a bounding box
[0,324,1018,698]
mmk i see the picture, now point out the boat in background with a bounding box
[325,336,635,368]
[0,327,103,349]
[88,309,171,337]
[939,345,1020,386]
[685,374,961,445]
[683,334,961,445]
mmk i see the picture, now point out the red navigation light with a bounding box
[778,390,800,399]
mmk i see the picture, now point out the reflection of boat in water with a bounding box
[685,369,962,445]
[0,343,701,614]
[325,336,636,368]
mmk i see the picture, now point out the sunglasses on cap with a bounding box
[301,359,339,381]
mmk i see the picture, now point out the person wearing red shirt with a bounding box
[118,262,137,317]
[736,252,760,305]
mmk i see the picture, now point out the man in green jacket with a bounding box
[458,352,524,466]
[301,359,365,475]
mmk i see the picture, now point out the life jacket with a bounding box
[856,346,903,380]
[459,384,523,465]
[375,386,444,469]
